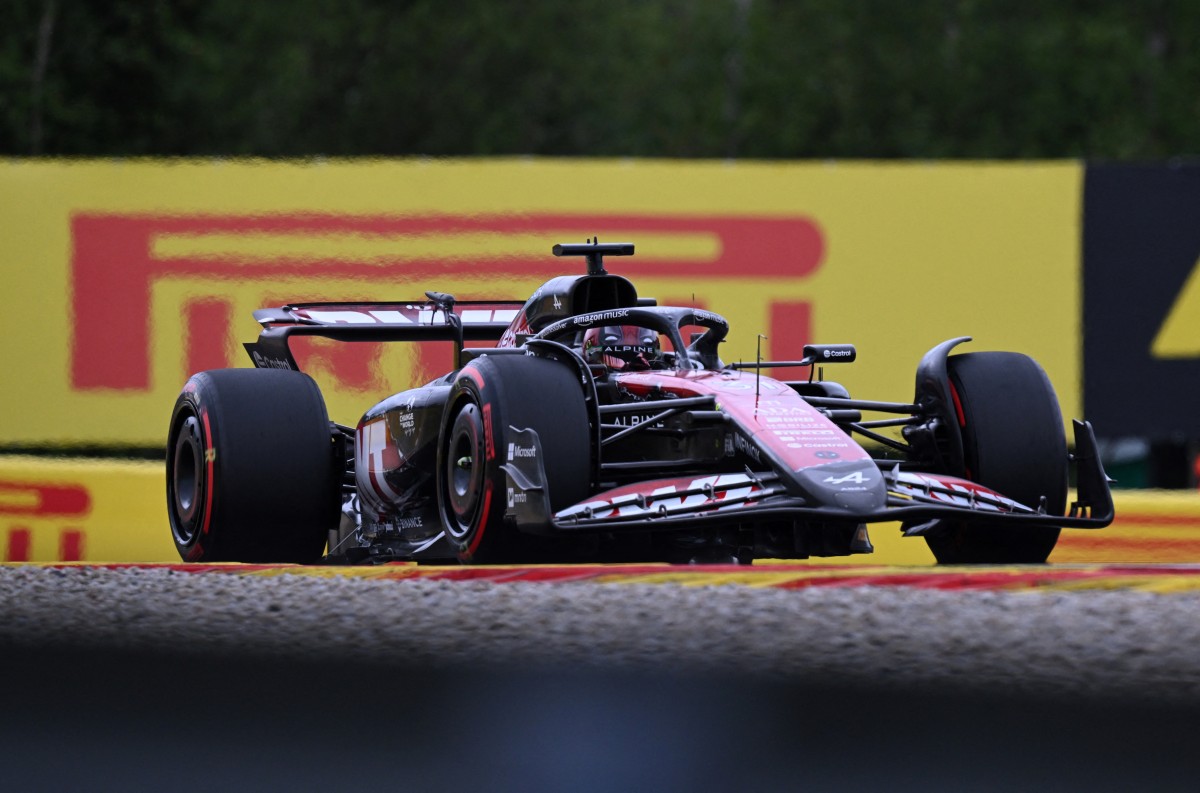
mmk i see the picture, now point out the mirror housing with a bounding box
[800,344,857,365]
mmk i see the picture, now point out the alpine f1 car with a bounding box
[167,241,1114,566]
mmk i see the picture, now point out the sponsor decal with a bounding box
[690,309,728,327]
[507,442,537,461]
[609,413,664,428]
[251,351,294,371]
[535,317,571,339]
[602,345,655,354]
[388,515,424,532]
[574,309,630,327]
[396,396,417,436]
[752,400,822,418]
[732,433,762,463]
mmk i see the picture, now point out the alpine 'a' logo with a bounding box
[553,295,563,309]
[823,471,870,485]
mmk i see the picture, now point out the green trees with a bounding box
[3,0,1198,158]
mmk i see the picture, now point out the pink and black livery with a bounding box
[167,241,1114,565]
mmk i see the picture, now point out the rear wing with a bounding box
[243,296,526,372]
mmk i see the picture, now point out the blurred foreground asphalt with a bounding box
[1,642,1195,793]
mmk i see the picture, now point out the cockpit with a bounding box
[533,306,730,374]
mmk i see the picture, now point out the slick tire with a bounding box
[166,369,341,563]
[925,352,1068,564]
[438,354,591,563]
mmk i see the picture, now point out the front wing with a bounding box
[502,420,1115,535]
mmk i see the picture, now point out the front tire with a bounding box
[166,369,342,563]
[925,352,1068,564]
[437,354,591,563]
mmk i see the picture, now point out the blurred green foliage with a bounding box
[2,0,1198,158]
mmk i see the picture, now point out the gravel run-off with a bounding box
[4,564,1200,704]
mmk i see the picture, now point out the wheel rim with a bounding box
[445,403,485,539]
[170,413,205,545]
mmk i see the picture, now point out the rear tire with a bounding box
[438,354,591,563]
[925,352,1067,564]
[166,369,341,563]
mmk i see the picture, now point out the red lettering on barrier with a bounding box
[0,483,92,562]
[0,482,91,517]
[769,301,814,378]
[72,215,153,390]
[185,298,233,380]
[414,342,462,388]
[6,528,30,562]
[290,337,386,391]
[71,213,825,390]
[59,529,84,562]
[4,528,88,562]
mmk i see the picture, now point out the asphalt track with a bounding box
[3,559,1200,792]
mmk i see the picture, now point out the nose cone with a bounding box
[791,460,887,515]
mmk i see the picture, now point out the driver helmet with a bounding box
[583,325,662,371]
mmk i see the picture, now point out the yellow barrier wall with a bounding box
[1,159,1082,446]
[0,456,171,562]
[3,456,1196,565]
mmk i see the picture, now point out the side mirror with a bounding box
[800,344,856,365]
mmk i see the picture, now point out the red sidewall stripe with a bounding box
[466,488,492,559]
[200,409,215,537]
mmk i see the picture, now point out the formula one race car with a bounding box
[166,241,1114,566]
